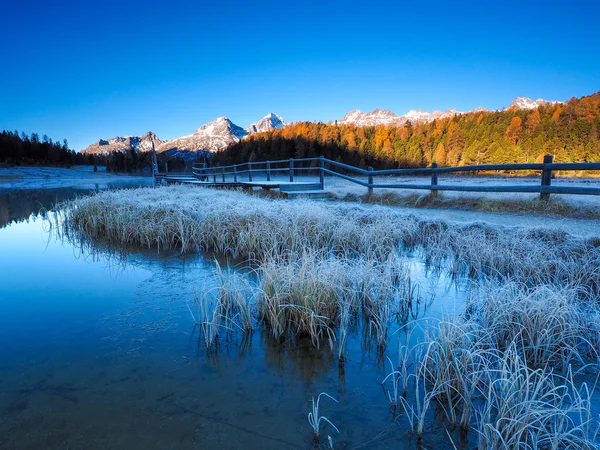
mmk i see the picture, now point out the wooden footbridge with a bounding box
[153,153,600,200]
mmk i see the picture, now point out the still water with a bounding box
[0,185,467,449]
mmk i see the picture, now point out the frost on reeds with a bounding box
[468,283,600,372]
[390,284,600,446]
[307,392,339,445]
[196,250,423,352]
[188,263,256,349]
[60,186,600,289]
[477,346,599,450]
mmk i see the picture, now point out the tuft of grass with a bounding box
[477,345,598,450]
[381,356,401,412]
[307,392,339,445]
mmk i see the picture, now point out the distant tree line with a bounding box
[215,93,600,169]
[0,131,91,166]
[0,131,195,174]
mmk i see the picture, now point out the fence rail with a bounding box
[187,155,600,199]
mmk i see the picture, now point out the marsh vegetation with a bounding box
[57,185,600,448]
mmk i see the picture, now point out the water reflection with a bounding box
[0,188,473,450]
[0,180,153,229]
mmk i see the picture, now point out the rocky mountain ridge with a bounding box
[81,114,284,155]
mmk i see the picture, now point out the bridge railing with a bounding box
[191,155,600,199]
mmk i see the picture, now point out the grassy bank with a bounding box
[58,185,600,447]
[339,190,600,219]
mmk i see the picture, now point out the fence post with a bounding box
[165,161,169,174]
[540,154,554,201]
[233,164,238,182]
[248,163,253,182]
[368,166,374,195]
[290,158,294,182]
[431,162,438,196]
[213,168,216,183]
[266,161,271,181]
[221,166,225,183]
[319,156,325,190]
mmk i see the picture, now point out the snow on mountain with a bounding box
[506,97,559,110]
[338,109,408,126]
[246,113,285,134]
[338,97,560,127]
[159,117,248,153]
[507,97,539,110]
[438,109,461,119]
[81,132,162,155]
[82,114,286,155]
[404,109,434,122]
[338,108,462,126]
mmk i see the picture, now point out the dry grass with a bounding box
[343,191,600,219]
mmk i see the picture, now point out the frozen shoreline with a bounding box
[1,168,598,237]
[0,166,151,190]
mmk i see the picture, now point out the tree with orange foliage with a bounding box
[382,139,394,158]
[525,110,540,133]
[505,117,522,145]
[551,107,562,122]
[433,142,447,166]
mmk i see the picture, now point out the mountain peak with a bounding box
[339,109,406,126]
[507,97,559,111]
[246,112,286,134]
[195,116,231,131]
[82,131,162,154]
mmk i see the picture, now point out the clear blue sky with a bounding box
[1,0,598,150]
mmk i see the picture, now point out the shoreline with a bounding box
[0,165,151,190]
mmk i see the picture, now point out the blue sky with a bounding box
[1,0,598,150]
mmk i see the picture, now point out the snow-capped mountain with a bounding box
[158,117,248,153]
[82,114,285,154]
[246,113,285,134]
[437,109,461,119]
[338,97,559,127]
[81,132,162,155]
[404,109,435,123]
[338,108,462,126]
[506,97,559,110]
[338,109,408,127]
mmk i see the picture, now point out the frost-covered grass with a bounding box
[58,185,600,447]
[346,190,600,219]
[60,185,600,276]
[320,174,600,218]
[396,300,600,448]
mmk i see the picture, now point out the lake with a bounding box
[0,183,491,449]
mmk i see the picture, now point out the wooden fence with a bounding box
[190,155,600,199]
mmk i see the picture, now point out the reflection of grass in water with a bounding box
[57,186,600,447]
